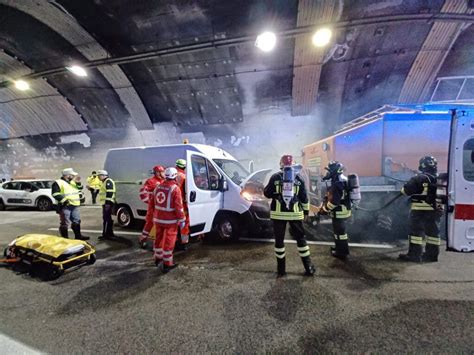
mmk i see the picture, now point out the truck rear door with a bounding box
[447,110,474,252]
[186,150,223,236]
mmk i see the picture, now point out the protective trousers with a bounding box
[332,217,349,256]
[273,219,313,275]
[407,210,441,260]
[154,225,178,266]
[90,189,99,204]
[59,206,81,238]
[102,204,115,238]
[179,206,190,244]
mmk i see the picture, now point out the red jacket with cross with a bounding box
[146,179,185,227]
[139,176,164,204]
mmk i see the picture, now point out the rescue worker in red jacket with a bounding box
[263,155,316,277]
[318,161,352,260]
[175,159,190,250]
[147,167,185,273]
[139,165,165,245]
[399,156,443,263]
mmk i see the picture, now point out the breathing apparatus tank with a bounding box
[282,166,295,209]
[347,174,361,204]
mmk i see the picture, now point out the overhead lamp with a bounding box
[312,28,332,47]
[66,65,88,77]
[14,80,30,91]
[255,31,277,52]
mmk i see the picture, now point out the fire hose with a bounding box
[354,193,403,212]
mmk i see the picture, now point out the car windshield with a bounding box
[213,159,249,185]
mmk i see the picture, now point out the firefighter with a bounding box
[139,165,165,245]
[318,161,351,260]
[86,171,101,204]
[148,167,186,273]
[175,159,190,250]
[263,155,316,277]
[97,170,117,240]
[399,156,442,263]
[51,168,89,240]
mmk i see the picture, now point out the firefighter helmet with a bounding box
[418,156,437,173]
[165,167,178,180]
[153,165,165,174]
[279,154,294,168]
[176,159,186,169]
[323,161,344,180]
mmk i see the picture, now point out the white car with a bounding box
[0,180,57,211]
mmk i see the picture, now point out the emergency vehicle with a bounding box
[104,144,271,240]
[301,104,473,252]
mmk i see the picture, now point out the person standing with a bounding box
[399,156,442,262]
[51,168,89,240]
[318,161,352,260]
[263,155,315,277]
[175,159,190,250]
[97,170,117,240]
[86,171,101,205]
[149,167,185,273]
[139,165,165,246]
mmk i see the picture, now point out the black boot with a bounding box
[301,256,316,276]
[423,244,439,262]
[59,226,69,238]
[163,263,179,273]
[71,223,90,241]
[277,257,286,278]
[331,238,349,260]
[399,243,422,262]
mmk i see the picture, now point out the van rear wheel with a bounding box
[214,214,241,241]
[116,206,135,228]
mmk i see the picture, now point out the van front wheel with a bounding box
[116,206,135,228]
[214,214,240,241]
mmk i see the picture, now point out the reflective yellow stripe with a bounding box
[270,211,304,220]
[327,201,336,210]
[410,235,423,245]
[301,202,309,211]
[401,187,406,195]
[297,246,310,252]
[274,247,285,253]
[337,234,348,240]
[275,253,286,259]
[426,236,441,245]
[335,209,351,218]
[299,250,311,257]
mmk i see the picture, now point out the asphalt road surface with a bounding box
[0,206,472,354]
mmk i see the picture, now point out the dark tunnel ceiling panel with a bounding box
[57,0,298,126]
[341,0,445,19]
[0,5,130,130]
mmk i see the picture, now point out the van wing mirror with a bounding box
[219,177,229,191]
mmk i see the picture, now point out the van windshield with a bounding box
[213,159,249,185]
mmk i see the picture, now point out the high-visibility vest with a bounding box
[99,178,116,205]
[53,179,82,206]
[87,176,102,190]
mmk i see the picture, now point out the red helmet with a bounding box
[153,165,165,173]
[280,154,293,167]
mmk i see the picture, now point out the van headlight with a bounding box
[241,190,267,202]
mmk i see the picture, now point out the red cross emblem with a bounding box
[156,191,166,204]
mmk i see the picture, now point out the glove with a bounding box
[179,221,186,230]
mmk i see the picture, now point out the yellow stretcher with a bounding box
[3,234,96,280]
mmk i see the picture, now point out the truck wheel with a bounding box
[36,197,52,211]
[116,206,135,228]
[214,214,241,241]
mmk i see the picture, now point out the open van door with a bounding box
[447,109,474,252]
[186,150,223,236]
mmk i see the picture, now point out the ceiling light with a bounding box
[14,80,30,91]
[66,65,88,77]
[312,28,332,47]
[255,31,277,52]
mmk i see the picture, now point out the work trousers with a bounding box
[154,224,178,266]
[59,205,81,238]
[407,210,442,258]
[179,207,190,244]
[89,188,99,204]
[332,217,350,256]
[102,204,115,238]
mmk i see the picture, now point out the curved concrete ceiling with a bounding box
[0,0,153,130]
[0,51,86,138]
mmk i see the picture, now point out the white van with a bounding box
[104,144,272,240]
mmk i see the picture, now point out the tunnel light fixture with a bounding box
[14,80,30,91]
[66,65,88,77]
[312,28,332,47]
[255,31,277,52]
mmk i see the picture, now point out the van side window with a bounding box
[191,155,220,191]
[463,138,474,181]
